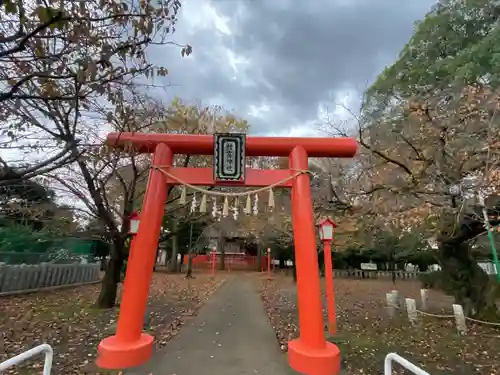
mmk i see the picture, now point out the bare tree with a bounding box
[0,0,190,184]
[320,84,500,317]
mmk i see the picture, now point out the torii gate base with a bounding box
[96,133,357,375]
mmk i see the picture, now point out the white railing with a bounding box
[384,353,431,375]
[0,344,53,375]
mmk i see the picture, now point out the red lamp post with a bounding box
[318,217,337,335]
[267,248,271,280]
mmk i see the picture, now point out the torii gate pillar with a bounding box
[96,133,357,375]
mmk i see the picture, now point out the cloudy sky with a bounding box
[150,0,437,137]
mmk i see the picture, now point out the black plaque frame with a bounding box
[213,133,246,182]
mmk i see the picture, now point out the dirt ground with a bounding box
[257,273,500,375]
[0,272,226,375]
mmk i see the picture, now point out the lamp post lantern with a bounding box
[317,217,337,335]
[129,212,141,235]
[318,218,335,242]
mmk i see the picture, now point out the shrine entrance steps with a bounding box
[125,277,295,375]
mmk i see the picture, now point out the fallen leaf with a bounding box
[0,273,226,374]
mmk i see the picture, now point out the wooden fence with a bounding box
[0,263,101,296]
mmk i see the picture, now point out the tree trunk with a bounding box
[100,257,106,271]
[435,210,500,319]
[153,247,160,271]
[439,240,497,318]
[256,245,262,271]
[169,220,179,273]
[218,234,225,271]
[185,222,195,278]
[96,241,125,308]
[179,253,185,272]
[292,250,297,283]
[186,251,194,278]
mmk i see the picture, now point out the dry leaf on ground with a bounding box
[257,274,500,375]
[0,273,226,375]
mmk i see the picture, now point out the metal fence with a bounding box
[0,344,53,375]
[0,263,101,295]
[384,353,430,375]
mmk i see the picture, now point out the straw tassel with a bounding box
[232,197,239,220]
[212,197,218,218]
[199,193,207,213]
[253,194,259,216]
[222,196,229,217]
[244,195,252,214]
[268,188,275,210]
[190,193,197,213]
[180,186,187,204]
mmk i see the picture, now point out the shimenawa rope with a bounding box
[151,165,310,198]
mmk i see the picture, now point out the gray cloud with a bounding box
[151,0,436,135]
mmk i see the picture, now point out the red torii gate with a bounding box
[96,133,357,375]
